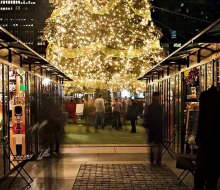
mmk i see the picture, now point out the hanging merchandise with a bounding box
[8,68,27,156]
[184,67,200,100]
[20,84,26,91]
[184,67,199,86]
[9,83,16,92]
[18,69,26,91]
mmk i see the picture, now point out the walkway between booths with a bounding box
[0,146,194,190]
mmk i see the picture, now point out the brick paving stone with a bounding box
[72,164,189,190]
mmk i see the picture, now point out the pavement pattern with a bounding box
[72,164,189,190]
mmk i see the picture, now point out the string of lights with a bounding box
[44,0,165,94]
[151,6,212,24]
[152,19,188,40]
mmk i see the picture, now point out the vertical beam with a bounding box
[29,63,31,71]
[167,67,170,76]
[1,64,5,174]
[178,64,181,71]
[8,49,12,63]
[180,72,185,153]
[40,67,43,76]
[20,56,23,68]
[186,56,190,68]
[197,49,201,63]
[212,59,215,85]
[216,59,219,84]
[205,64,207,90]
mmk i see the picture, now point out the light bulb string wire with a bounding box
[152,18,188,40]
[151,5,212,24]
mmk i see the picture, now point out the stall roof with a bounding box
[139,18,220,80]
[0,26,72,81]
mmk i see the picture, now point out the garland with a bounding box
[52,0,152,20]
[47,41,160,59]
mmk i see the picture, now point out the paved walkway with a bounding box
[0,147,194,190]
[73,164,189,190]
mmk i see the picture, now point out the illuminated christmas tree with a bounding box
[44,0,164,93]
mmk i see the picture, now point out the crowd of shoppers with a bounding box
[64,95,145,133]
[64,90,220,189]
[57,88,220,188]
[111,96,144,132]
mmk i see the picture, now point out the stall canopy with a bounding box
[0,26,72,81]
[139,18,220,81]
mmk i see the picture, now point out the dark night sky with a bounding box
[150,0,220,45]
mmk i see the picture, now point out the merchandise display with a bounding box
[183,68,200,154]
[0,26,69,179]
[184,102,199,154]
[184,67,200,101]
[9,68,26,157]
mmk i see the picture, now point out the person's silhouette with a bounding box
[194,85,220,190]
[145,92,163,166]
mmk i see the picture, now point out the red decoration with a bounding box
[184,68,199,85]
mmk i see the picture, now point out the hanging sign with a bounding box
[76,104,84,115]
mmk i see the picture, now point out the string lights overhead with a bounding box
[44,0,165,94]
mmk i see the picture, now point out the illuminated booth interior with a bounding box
[139,18,220,154]
[0,26,71,179]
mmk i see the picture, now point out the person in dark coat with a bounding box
[112,98,122,130]
[194,85,220,190]
[145,92,163,166]
[127,99,139,133]
[38,96,68,156]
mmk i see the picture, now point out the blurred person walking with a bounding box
[94,94,105,129]
[84,94,95,126]
[121,98,127,125]
[127,99,139,133]
[112,98,122,130]
[38,96,68,157]
[144,92,163,166]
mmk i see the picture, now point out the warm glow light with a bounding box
[42,78,51,86]
[121,89,131,98]
[44,0,165,94]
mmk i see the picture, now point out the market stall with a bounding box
[0,26,71,179]
[139,18,220,153]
